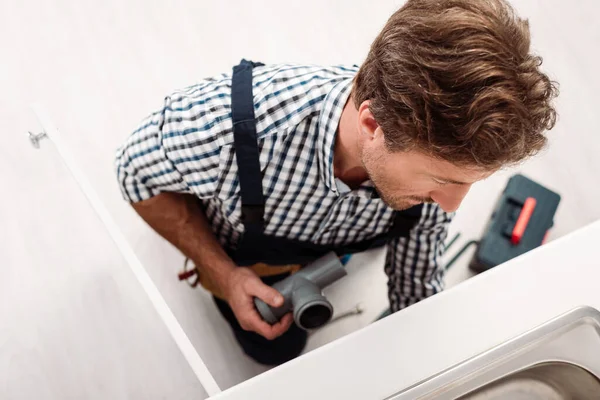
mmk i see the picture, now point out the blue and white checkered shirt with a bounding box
[115,64,452,312]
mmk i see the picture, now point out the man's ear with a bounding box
[357,100,380,140]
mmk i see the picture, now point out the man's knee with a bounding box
[234,326,308,366]
[213,295,308,365]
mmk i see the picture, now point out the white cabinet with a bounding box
[0,110,208,399]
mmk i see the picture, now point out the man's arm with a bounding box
[384,203,454,312]
[132,193,235,292]
[115,99,292,340]
[130,193,292,340]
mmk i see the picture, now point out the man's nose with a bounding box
[430,184,472,213]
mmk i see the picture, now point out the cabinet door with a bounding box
[0,109,208,400]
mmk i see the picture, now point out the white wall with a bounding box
[2,0,599,393]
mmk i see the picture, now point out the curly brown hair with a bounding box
[353,0,558,169]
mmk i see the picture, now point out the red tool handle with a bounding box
[512,197,536,245]
[178,269,197,281]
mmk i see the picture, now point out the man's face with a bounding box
[361,137,494,213]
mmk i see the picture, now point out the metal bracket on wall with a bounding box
[27,131,47,149]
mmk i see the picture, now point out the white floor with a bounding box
[2,0,600,396]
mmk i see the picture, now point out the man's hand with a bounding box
[223,267,294,340]
[130,193,294,339]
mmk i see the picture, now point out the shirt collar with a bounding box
[316,78,354,195]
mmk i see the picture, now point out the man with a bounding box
[115,0,557,365]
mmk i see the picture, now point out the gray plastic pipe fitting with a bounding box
[254,252,347,330]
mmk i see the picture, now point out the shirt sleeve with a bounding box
[384,203,454,312]
[115,94,222,203]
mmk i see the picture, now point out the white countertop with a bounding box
[212,218,600,399]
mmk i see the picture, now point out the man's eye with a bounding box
[433,179,449,186]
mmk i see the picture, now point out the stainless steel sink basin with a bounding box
[457,362,600,399]
[389,307,600,400]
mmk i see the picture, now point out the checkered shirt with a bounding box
[115,63,453,312]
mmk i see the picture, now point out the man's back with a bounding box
[116,63,432,251]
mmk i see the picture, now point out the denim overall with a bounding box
[212,60,423,365]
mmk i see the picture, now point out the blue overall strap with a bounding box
[388,204,424,238]
[231,59,266,232]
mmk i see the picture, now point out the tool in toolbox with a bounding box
[445,174,561,272]
[377,174,562,322]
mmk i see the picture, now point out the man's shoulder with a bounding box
[166,63,358,113]
[253,63,358,84]
[253,63,358,106]
[251,63,358,137]
[161,63,357,144]
[157,71,233,162]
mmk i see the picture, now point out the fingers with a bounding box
[253,312,293,340]
[245,277,284,308]
[236,298,294,340]
[228,268,293,340]
[238,308,283,340]
[270,313,294,337]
